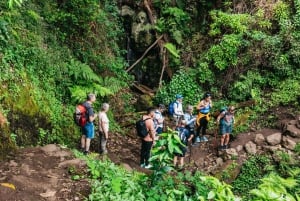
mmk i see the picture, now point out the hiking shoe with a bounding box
[224,144,228,149]
[192,143,198,147]
[83,150,90,155]
[219,145,225,150]
[144,164,153,169]
[195,136,201,143]
[200,136,208,142]
[140,163,145,168]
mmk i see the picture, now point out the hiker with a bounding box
[98,103,110,154]
[217,106,235,150]
[154,104,165,135]
[184,105,196,137]
[173,120,193,169]
[194,92,213,145]
[140,107,156,169]
[173,94,184,127]
[81,93,97,155]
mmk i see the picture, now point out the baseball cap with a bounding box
[176,94,183,99]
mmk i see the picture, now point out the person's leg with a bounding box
[81,135,86,151]
[220,135,225,148]
[173,156,178,167]
[140,140,146,166]
[144,141,153,166]
[84,123,94,154]
[179,157,184,167]
[99,132,107,154]
[224,134,230,148]
[201,118,208,136]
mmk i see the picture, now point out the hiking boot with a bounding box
[83,150,90,155]
[192,143,198,147]
[140,163,145,168]
[219,145,225,150]
[144,164,153,169]
[195,136,201,143]
[200,136,208,142]
[224,144,228,149]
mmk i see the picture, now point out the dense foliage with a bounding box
[0,0,128,147]
[1,0,300,199]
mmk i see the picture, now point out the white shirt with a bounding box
[98,111,109,133]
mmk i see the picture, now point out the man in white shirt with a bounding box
[154,104,165,135]
[173,94,184,127]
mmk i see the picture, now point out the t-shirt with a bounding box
[154,110,164,128]
[98,111,109,133]
[173,101,183,116]
[175,127,190,145]
[82,101,94,123]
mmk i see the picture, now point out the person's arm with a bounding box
[88,108,97,122]
[184,114,196,125]
[196,100,204,110]
[216,112,225,124]
[147,119,156,141]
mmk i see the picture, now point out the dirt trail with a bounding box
[0,120,284,201]
[0,145,89,201]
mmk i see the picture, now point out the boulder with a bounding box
[223,148,238,161]
[41,144,60,153]
[244,141,257,154]
[263,145,283,153]
[236,145,243,152]
[282,136,296,151]
[285,124,300,138]
[254,133,265,145]
[121,163,133,172]
[216,157,224,167]
[266,133,282,145]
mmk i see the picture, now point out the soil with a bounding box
[0,111,294,201]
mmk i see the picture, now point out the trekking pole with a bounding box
[188,141,192,164]
[214,127,219,155]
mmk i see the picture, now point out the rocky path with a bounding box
[0,145,89,201]
[1,115,299,200]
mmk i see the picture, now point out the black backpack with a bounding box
[136,118,151,138]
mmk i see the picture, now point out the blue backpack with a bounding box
[168,101,178,115]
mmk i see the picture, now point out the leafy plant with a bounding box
[155,69,203,107]
[232,155,272,199]
[250,173,298,201]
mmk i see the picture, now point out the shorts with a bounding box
[220,123,233,135]
[156,127,163,135]
[174,146,187,157]
[83,122,95,139]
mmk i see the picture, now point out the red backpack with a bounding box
[74,104,87,127]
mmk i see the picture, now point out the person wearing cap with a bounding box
[184,105,196,136]
[194,92,213,144]
[154,104,165,135]
[217,106,235,150]
[173,94,184,127]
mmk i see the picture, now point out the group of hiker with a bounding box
[76,93,110,155]
[76,92,235,169]
[139,92,235,169]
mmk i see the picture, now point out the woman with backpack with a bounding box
[217,106,235,150]
[194,93,213,145]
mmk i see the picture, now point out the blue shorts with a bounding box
[220,123,233,135]
[83,122,95,139]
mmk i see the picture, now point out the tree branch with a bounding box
[126,35,163,73]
